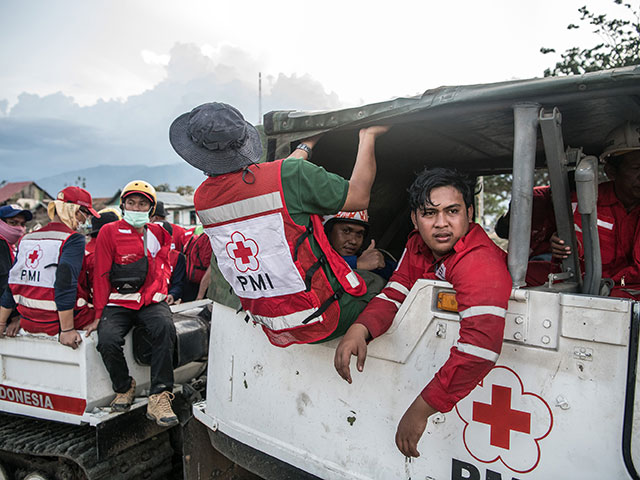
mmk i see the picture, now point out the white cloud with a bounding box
[141,49,170,67]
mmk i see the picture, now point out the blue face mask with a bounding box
[123,210,150,228]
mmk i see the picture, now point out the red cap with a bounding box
[57,186,101,217]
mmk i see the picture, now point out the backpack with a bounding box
[184,233,212,284]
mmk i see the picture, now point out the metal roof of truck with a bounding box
[263,66,640,254]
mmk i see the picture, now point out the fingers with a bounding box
[334,346,353,383]
[356,342,367,373]
[395,430,421,458]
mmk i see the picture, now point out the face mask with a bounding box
[0,220,26,245]
[123,210,150,228]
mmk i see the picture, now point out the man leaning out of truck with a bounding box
[334,167,512,458]
[551,121,640,299]
[0,187,99,348]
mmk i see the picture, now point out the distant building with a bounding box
[0,181,53,209]
[0,181,54,230]
[101,190,198,227]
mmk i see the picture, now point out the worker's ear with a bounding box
[410,210,418,229]
[604,162,617,182]
[467,204,474,223]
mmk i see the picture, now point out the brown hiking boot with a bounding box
[110,379,136,412]
[146,391,179,427]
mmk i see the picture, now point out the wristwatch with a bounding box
[295,143,313,159]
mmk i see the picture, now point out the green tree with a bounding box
[155,183,171,192]
[176,185,195,195]
[541,0,639,76]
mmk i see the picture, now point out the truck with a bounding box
[0,300,213,479]
[185,65,640,479]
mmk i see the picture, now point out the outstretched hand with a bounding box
[334,323,370,383]
[395,396,437,458]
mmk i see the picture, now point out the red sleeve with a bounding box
[355,235,421,338]
[93,226,115,320]
[611,231,640,285]
[421,247,512,413]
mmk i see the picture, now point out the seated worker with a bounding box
[88,180,178,427]
[157,221,186,305]
[150,201,189,253]
[169,102,389,346]
[334,167,512,458]
[552,121,640,299]
[0,204,32,336]
[77,208,121,315]
[0,187,100,347]
[323,210,397,281]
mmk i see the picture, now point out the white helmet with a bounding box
[600,122,640,162]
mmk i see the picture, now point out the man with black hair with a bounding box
[334,167,512,458]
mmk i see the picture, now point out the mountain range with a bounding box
[32,162,208,198]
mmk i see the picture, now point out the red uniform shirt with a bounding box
[356,223,512,413]
[574,181,640,298]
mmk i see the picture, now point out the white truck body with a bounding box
[0,301,208,426]
[194,280,639,479]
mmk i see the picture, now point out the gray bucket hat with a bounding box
[169,102,262,175]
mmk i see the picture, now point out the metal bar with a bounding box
[575,155,602,294]
[539,108,582,289]
[508,103,540,287]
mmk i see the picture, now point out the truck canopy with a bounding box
[264,66,640,256]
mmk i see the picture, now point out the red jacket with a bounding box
[356,223,512,413]
[573,181,640,298]
[93,220,171,319]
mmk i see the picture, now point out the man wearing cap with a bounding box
[0,187,99,346]
[552,121,640,299]
[0,205,32,336]
[170,102,389,346]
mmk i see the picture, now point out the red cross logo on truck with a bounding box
[472,384,531,449]
[455,366,553,474]
[26,246,42,269]
[226,232,260,273]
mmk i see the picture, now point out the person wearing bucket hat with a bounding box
[171,101,390,347]
[0,187,99,343]
[0,205,33,336]
[550,121,640,299]
[88,180,178,427]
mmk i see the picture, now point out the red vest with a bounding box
[8,223,74,328]
[194,160,366,347]
[93,220,171,313]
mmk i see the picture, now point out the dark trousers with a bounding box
[97,302,176,395]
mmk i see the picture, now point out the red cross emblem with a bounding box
[456,366,553,474]
[472,384,531,449]
[226,231,259,273]
[26,246,42,269]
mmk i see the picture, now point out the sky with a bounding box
[0,0,631,189]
